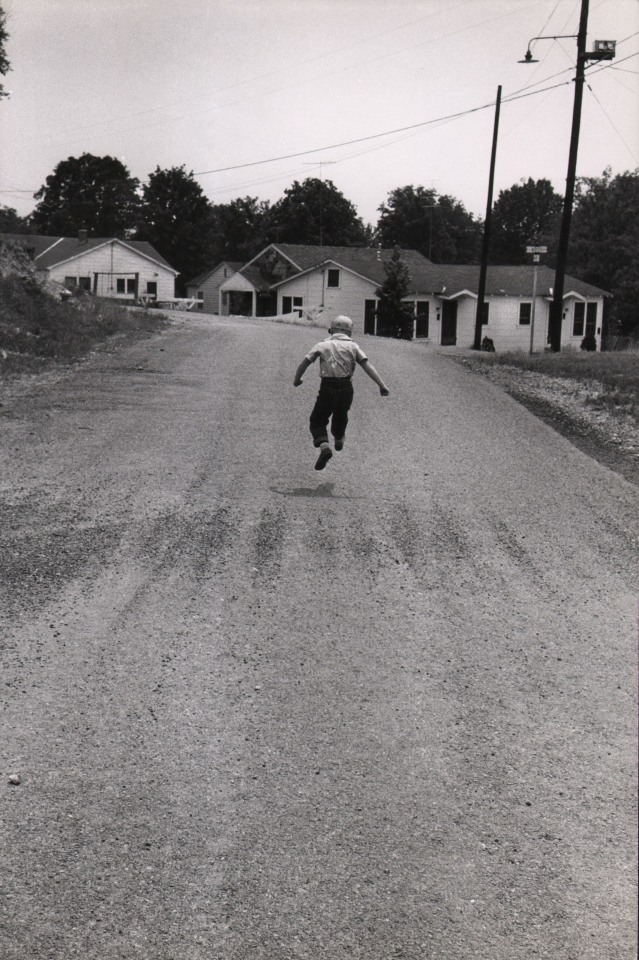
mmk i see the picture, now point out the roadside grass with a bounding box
[0,271,169,376]
[468,350,639,423]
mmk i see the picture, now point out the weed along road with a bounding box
[1,314,637,960]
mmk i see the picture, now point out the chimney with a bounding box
[78,228,88,244]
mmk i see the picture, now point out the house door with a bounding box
[415,302,429,339]
[364,299,376,335]
[256,292,277,317]
[441,300,458,345]
[229,291,253,316]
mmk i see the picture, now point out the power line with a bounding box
[585,80,639,161]
[192,77,581,178]
[3,0,535,151]
[3,48,636,203]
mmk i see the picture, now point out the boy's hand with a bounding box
[380,387,389,397]
[294,378,303,387]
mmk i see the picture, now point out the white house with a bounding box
[218,243,433,328]
[402,263,608,352]
[0,232,178,302]
[216,243,608,351]
[185,260,244,314]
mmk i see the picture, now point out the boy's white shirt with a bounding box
[305,333,368,379]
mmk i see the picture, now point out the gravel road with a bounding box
[1,314,637,960]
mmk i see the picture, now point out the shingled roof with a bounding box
[271,243,432,287]
[412,263,609,298]
[0,234,177,273]
[187,261,244,287]
[256,246,608,298]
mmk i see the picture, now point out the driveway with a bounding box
[1,315,636,959]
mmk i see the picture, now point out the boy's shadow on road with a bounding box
[270,482,363,500]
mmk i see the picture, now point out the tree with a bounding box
[137,166,215,286]
[32,154,140,237]
[208,196,271,263]
[569,168,639,337]
[0,205,33,233]
[376,185,482,263]
[266,178,369,246]
[0,4,10,100]
[490,178,563,264]
[375,246,414,340]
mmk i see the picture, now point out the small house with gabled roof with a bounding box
[185,261,244,314]
[0,232,178,302]
[414,263,608,352]
[216,243,608,351]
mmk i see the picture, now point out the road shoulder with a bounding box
[448,354,639,486]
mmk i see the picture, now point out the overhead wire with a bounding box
[2,54,633,204]
[2,8,637,204]
[2,4,475,146]
[5,0,542,152]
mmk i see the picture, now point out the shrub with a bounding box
[0,246,169,370]
[581,334,597,352]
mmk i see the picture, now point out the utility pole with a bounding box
[519,6,615,351]
[473,85,502,351]
[548,0,589,352]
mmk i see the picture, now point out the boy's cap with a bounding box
[331,315,353,333]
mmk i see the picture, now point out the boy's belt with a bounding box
[320,376,353,389]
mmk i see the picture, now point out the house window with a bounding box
[573,301,585,336]
[64,276,77,289]
[197,291,204,310]
[116,278,125,294]
[415,302,429,338]
[327,268,340,288]
[585,302,597,337]
[146,281,157,298]
[78,277,91,291]
[126,278,136,295]
[282,296,292,314]
[293,296,303,318]
[519,302,532,325]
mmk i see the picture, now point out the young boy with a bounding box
[293,315,390,470]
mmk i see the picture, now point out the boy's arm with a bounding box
[294,357,312,386]
[359,359,389,396]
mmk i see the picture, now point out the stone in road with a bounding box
[1,315,636,959]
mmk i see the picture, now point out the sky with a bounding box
[1,0,637,228]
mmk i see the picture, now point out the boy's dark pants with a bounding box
[309,377,354,447]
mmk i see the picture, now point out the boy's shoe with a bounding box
[314,446,333,470]
[334,437,345,451]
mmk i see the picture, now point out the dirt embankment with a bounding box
[451,355,639,487]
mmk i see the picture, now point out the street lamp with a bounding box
[519,0,615,351]
[518,35,579,63]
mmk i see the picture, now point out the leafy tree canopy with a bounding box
[569,167,639,336]
[0,5,10,99]
[266,178,369,247]
[137,165,215,285]
[375,185,482,263]
[0,205,33,233]
[32,153,140,237]
[490,177,563,264]
[208,196,271,263]
[375,246,414,340]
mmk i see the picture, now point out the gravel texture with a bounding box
[450,354,639,487]
[1,315,637,959]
